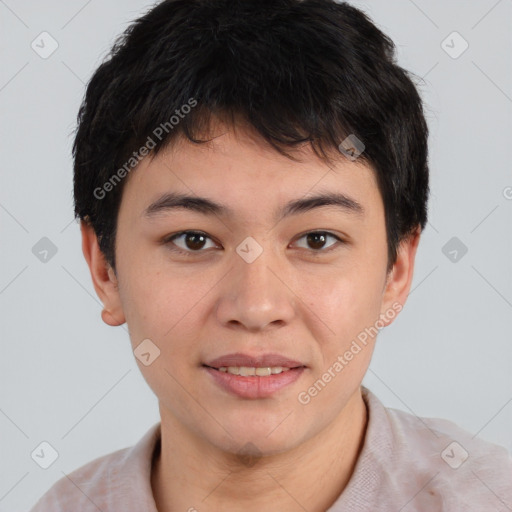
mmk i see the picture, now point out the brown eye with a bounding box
[293,231,342,252]
[183,232,207,250]
[307,232,327,250]
[167,231,217,253]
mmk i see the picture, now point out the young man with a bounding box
[30,0,512,510]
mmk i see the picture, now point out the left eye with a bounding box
[292,231,342,251]
[165,230,342,254]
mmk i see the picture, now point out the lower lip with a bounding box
[203,366,305,399]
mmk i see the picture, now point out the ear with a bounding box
[379,227,421,327]
[80,220,126,327]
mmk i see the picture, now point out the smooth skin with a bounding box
[81,119,420,512]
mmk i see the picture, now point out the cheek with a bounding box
[117,262,206,349]
[304,262,385,343]
[295,270,383,412]
[117,267,208,406]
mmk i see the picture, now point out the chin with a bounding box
[206,418,306,458]
[219,435,299,461]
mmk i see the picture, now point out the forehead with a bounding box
[119,123,381,221]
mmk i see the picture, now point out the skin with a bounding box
[82,119,420,512]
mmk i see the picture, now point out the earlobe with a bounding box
[379,227,421,326]
[80,220,126,327]
[101,308,124,326]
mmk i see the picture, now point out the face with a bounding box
[84,120,418,458]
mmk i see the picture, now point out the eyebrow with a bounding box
[143,191,364,221]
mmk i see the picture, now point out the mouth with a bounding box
[205,365,296,376]
[202,353,307,399]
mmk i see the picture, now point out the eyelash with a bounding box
[163,230,345,257]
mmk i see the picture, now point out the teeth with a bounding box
[271,366,291,374]
[217,366,292,376]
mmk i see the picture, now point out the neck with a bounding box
[151,387,368,512]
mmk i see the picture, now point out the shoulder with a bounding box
[29,423,161,512]
[371,390,512,510]
[29,447,131,511]
[387,402,512,470]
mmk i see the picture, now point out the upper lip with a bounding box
[204,353,306,369]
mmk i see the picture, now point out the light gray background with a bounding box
[1,0,511,510]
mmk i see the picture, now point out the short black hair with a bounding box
[73,0,430,271]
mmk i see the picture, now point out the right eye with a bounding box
[164,230,220,255]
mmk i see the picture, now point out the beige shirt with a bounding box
[30,386,512,511]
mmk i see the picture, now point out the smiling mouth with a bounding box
[203,365,302,376]
[202,361,306,398]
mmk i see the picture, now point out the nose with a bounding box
[215,243,297,332]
